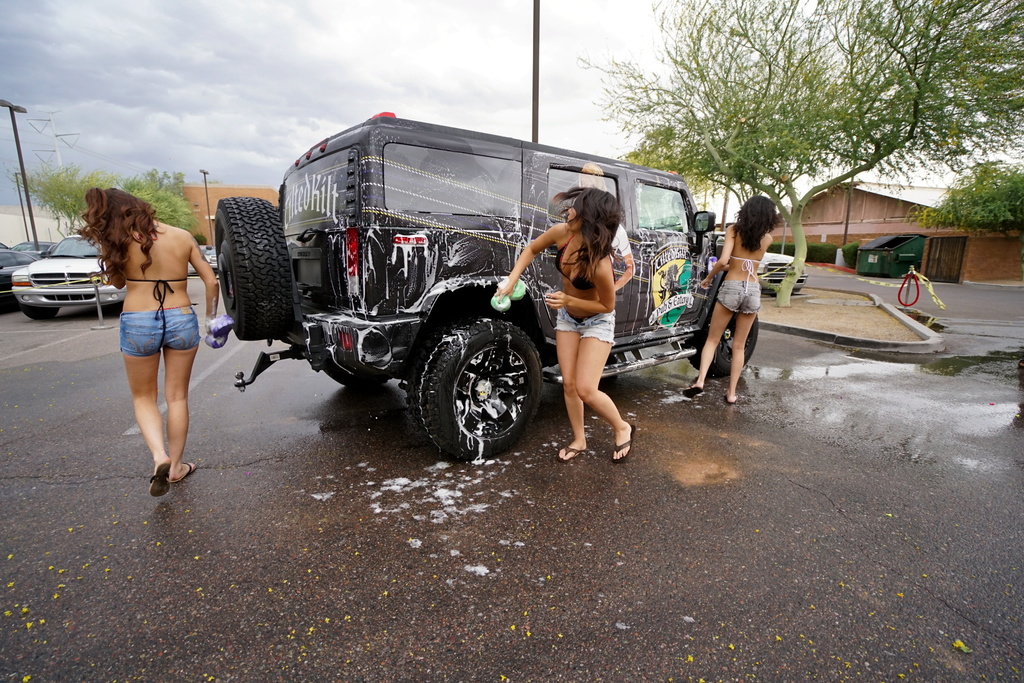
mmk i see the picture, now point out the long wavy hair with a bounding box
[80,188,157,281]
[734,195,780,251]
[553,186,621,284]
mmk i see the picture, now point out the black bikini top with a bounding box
[126,278,187,308]
[555,235,595,290]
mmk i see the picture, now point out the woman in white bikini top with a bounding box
[690,196,780,404]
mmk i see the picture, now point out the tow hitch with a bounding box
[234,345,306,391]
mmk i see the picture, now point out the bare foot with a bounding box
[612,423,634,462]
[725,393,737,404]
[169,462,197,483]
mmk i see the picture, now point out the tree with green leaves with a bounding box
[598,0,1024,304]
[21,165,198,237]
[120,170,197,233]
[16,164,119,236]
[916,162,1024,279]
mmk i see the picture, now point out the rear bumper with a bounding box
[303,312,422,377]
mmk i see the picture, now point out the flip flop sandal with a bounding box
[683,386,704,399]
[149,462,171,497]
[556,446,585,462]
[169,462,197,483]
[613,424,635,463]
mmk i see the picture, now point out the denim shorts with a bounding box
[717,280,762,314]
[120,307,200,357]
[555,308,615,344]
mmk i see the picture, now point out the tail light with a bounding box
[346,227,359,277]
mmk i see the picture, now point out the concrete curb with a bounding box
[760,287,945,353]
[962,280,1024,288]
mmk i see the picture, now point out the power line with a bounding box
[0,133,148,173]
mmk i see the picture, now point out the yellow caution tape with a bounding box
[810,264,945,309]
[905,266,946,310]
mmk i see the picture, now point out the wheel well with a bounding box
[409,285,550,373]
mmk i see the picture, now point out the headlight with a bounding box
[12,273,31,287]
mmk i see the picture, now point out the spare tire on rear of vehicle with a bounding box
[215,197,293,341]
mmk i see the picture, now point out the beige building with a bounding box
[795,182,1021,283]
[0,206,63,247]
[182,183,279,245]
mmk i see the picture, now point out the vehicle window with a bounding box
[0,253,14,267]
[637,184,687,231]
[15,253,35,265]
[51,238,99,258]
[546,168,619,223]
[383,143,521,217]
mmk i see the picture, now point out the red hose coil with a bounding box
[898,270,920,307]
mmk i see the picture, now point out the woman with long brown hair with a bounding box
[496,186,635,462]
[81,188,219,496]
[690,195,779,404]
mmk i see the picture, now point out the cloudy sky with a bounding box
[0,0,664,207]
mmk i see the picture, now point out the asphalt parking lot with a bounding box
[1,273,1022,681]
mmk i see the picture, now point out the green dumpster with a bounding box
[855,234,926,278]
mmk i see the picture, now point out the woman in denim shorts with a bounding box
[690,195,779,404]
[496,186,635,463]
[81,188,219,496]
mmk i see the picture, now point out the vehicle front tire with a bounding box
[215,197,293,341]
[689,315,759,378]
[19,304,59,320]
[409,319,542,460]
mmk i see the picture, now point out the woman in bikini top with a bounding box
[80,187,219,497]
[691,195,779,404]
[496,186,634,463]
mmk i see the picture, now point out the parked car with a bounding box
[201,245,218,271]
[217,114,753,460]
[189,244,218,275]
[10,236,126,319]
[10,240,57,258]
[758,251,808,294]
[0,249,40,308]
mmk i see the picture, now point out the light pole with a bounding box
[531,0,539,143]
[1,99,40,250]
[199,169,213,243]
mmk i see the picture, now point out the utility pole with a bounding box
[199,169,213,241]
[1,99,40,250]
[531,0,539,143]
[14,172,29,241]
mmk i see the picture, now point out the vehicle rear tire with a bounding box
[409,319,542,460]
[19,304,59,320]
[215,197,293,341]
[689,315,759,378]
[321,358,389,390]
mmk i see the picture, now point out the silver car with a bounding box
[11,236,126,319]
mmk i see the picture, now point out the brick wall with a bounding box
[961,235,1023,282]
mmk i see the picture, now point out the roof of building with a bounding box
[854,181,947,208]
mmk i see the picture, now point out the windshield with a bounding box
[50,237,100,258]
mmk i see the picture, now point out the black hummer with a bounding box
[216,115,756,459]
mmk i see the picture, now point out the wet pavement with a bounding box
[0,271,1022,681]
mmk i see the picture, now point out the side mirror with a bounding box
[692,211,716,234]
